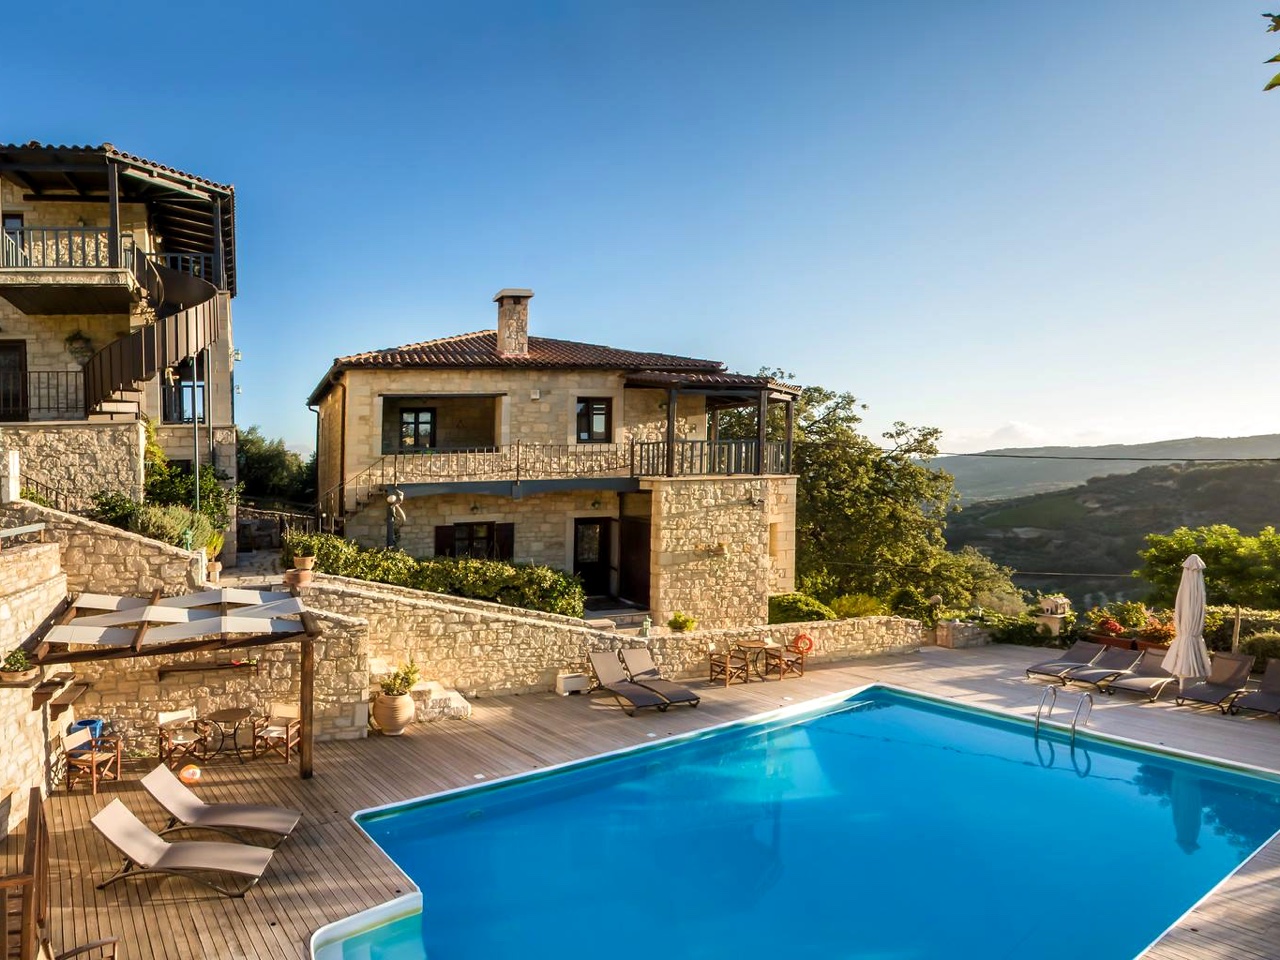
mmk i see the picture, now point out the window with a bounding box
[576,398,612,443]
[162,356,206,425]
[435,522,514,561]
[399,407,436,451]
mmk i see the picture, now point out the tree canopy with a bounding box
[1265,13,1280,90]
[720,373,1022,614]
[1138,524,1280,607]
[236,426,316,505]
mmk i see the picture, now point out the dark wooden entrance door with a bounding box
[574,518,612,596]
[617,517,651,607]
[0,341,28,421]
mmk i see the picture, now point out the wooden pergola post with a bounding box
[297,603,322,781]
[106,160,120,268]
[755,389,769,475]
[665,387,678,477]
[784,399,794,473]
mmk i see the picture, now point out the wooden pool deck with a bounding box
[8,644,1280,959]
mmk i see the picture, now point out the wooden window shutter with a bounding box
[495,523,515,561]
[434,525,455,557]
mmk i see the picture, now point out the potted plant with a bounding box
[292,543,316,571]
[1088,617,1135,650]
[206,531,225,581]
[1136,614,1176,651]
[1,648,38,683]
[372,661,421,736]
[667,611,697,633]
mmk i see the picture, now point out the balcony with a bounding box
[0,371,86,421]
[339,439,792,510]
[0,226,133,314]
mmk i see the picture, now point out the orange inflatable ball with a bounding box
[178,764,203,785]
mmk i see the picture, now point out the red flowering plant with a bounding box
[1138,614,1176,645]
[1095,618,1125,637]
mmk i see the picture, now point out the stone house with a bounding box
[309,289,800,629]
[0,142,239,554]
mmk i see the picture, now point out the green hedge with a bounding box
[768,592,837,624]
[283,531,585,618]
[1241,631,1280,667]
[981,612,1058,647]
[1204,607,1280,652]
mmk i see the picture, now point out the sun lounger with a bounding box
[141,764,301,847]
[1104,648,1178,701]
[1175,651,1256,713]
[91,799,274,897]
[588,651,669,716]
[619,648,701,707]
[1229,658,1280,720]
[1062,647,1142,690]
[1025,641,1106,683]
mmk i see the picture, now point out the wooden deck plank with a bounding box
[7,645,1278,959]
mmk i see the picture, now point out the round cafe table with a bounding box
[203,707,254,763]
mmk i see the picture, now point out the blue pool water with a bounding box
[354,688,1280,960]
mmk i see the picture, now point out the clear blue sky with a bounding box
[7,1,1279,453]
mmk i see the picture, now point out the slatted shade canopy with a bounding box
[34,586,323,779]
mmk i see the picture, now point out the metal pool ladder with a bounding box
[1034,686,1093,746]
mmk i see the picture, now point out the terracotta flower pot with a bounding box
[0,668,38,683]
[372,693,415,736]
[293,555,316,571]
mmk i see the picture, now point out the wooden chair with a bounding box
[61,728,121,795]
[253,702,301,763]
[760,639,806,680]
[708,642,749,686]
[158,707,210,769]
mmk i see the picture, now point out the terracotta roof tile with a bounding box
[0,141,233,192]
[336,330,726,372]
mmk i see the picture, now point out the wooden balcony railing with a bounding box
[0,371,86,421]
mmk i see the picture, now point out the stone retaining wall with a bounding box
[1,500,203,595]
[0,543,69,839]
[301,575,922,697]
[0,422,144,507]
[935,621,992,649]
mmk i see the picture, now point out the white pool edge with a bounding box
[310,890,423,960]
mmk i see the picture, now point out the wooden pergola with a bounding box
[33,587,323,779]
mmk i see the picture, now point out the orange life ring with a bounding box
[793,634,815,654]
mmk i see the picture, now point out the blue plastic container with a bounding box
[68,718,104,753]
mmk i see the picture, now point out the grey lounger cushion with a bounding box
[1106,648,1177,700]
[142,764,301,841]
[92,799,274,896]
[619,648,701,706]
[1063,648,1142,688]
[1026,641,1106,681]
[1231,659,1280,718]
[589,652,669,714]
[1175,652,1255,711]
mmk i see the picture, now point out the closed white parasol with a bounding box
[1162,554,1212,686]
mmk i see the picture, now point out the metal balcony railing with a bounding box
[0,226,113,268]
[0,371,86,421]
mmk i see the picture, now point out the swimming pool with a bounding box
[335,687,1280,960]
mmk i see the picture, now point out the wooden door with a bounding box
[617,517,651,606]
[573,518,611,597]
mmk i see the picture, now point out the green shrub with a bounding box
[768,592,837,624]
[1204,606,1280,652]
[128,504,215,551]
[888,586,931,622]
[89,491,141,529]
[1242,631,1280,668]
[379,661,420,696]
[2,648,30,672]
[667,611,697,632]
[282,531,586,617]
[829,593,889,618]
[19,488,52,509]
[983,612,1056,646]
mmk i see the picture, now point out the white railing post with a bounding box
[2,449,19,504]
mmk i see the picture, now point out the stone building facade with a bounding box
[0,143,240,558]
[310,288,800,629]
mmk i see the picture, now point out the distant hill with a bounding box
[941,435,1280,503]
[945,460,1280,608]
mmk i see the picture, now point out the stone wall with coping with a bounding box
[935,620,991,649]
[0,422,144,506]
[300,576,920,697]
[0,543,69,840]
[0,500,203,595]
[75,609,372,754]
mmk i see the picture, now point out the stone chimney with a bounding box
[494,288,533,357]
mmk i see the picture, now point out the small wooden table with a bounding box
[203,707,254,763]
[735,640,781,680]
